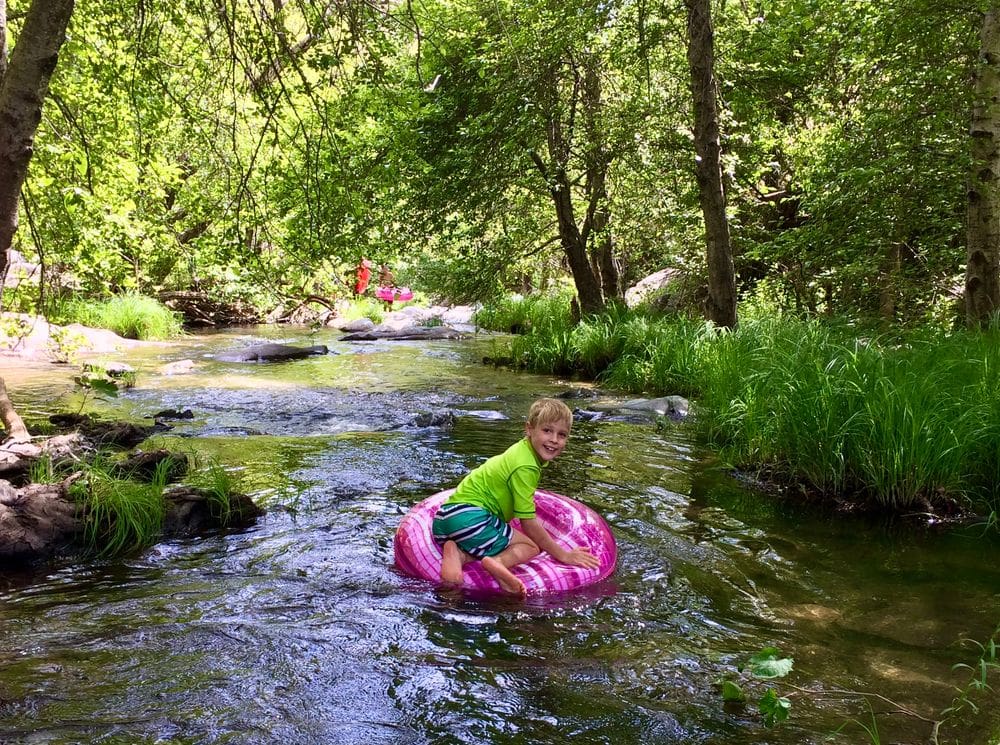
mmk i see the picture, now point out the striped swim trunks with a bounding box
[432,502,512,559]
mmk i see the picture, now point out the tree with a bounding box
[385,0,669,312]
[966,8,1000,327]
[0,0,76,284]
[685,0,736,328]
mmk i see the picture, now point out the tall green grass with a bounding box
[56,293,184,340]
[474,291,575,335]
[72,457,170,556]
[486,292,1000,513]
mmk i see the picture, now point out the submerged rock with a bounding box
[161,359,196,375]
[411,411,457,428]
[215,343,329,362]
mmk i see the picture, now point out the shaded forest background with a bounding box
[0,0,996,330]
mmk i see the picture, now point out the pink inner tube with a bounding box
[376,286,414,302]
[394,488,617,595]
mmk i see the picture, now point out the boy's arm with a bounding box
[519,517,601,569]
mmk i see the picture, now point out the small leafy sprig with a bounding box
[719,646,794,726]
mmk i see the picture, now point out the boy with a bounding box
[432,398,600,595]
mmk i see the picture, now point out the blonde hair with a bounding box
[527,398,573,430]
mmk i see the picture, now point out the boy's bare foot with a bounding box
[440,540,465,585]
[481,556,526,596]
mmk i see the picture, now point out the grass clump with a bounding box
[188,460,241,522]
[474,291,574,335]
[56,293,183,340]
[72,457,169,557]
[486,291,1000,515]
[339,296,384,325]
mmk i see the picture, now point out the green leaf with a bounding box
[748,647,794,679]
[74,375,119,397]
[721,680,745,702]
[758,688,791,727]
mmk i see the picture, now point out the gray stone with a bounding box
[215,343,329,362]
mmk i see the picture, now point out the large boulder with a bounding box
[625,268,682,307]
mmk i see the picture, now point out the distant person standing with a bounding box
[378,264,396,309]
[354,258,372,296]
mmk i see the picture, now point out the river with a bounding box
[1,326,998,744]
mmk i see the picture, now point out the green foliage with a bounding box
[757,688,792,727]
[474,292,576,336]
[72,366,121,414]
[492,294,1000,512]
[58,294,183,340]
[28,456,57,484]
[940,627,1000,728]
[718,646,794,728]
[72,456,168,557]
[832,701,882,744]
[338,296,385,325]
[0,314,31,351]
[47,325,88,363]
[747,647,795,679]
[190,461,240,523]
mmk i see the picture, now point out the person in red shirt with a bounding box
[354,258,372,296]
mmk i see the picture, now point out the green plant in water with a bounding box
[833,700,883,744]
[74,456,169,557]
[72,367,121,414]
[933,626,1000,743]
[718,647,794,727]
[197,461,239,522]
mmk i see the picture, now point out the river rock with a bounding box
[161,485,265,535]
[619,396,690,420]
[111,449,189,482]
[339,326,467,341]
[580,396,691,423]
[335,318,376,332]
[215,343,329,362]
[153,408,195,421]
[0,479,82,561]
[411,411,456,428]
[161,359,196,375]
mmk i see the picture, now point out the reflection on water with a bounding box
[1,327,998,744]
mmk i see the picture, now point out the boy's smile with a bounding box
[526,420,570,462]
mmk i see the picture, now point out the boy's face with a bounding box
[525,417,570,463]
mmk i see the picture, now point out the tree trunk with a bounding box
[686,0,737,329]
[0,0,75,282]
[0,377,30,443]
[879,242,903,323]
[532,93,606,316]
[966,9,1000,328]
[550,166,605,315]
[581,50,620,303]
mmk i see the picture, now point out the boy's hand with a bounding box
[560,546,601,569]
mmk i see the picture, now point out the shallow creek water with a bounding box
[1,326,998,744]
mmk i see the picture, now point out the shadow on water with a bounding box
[1,326,998,744]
